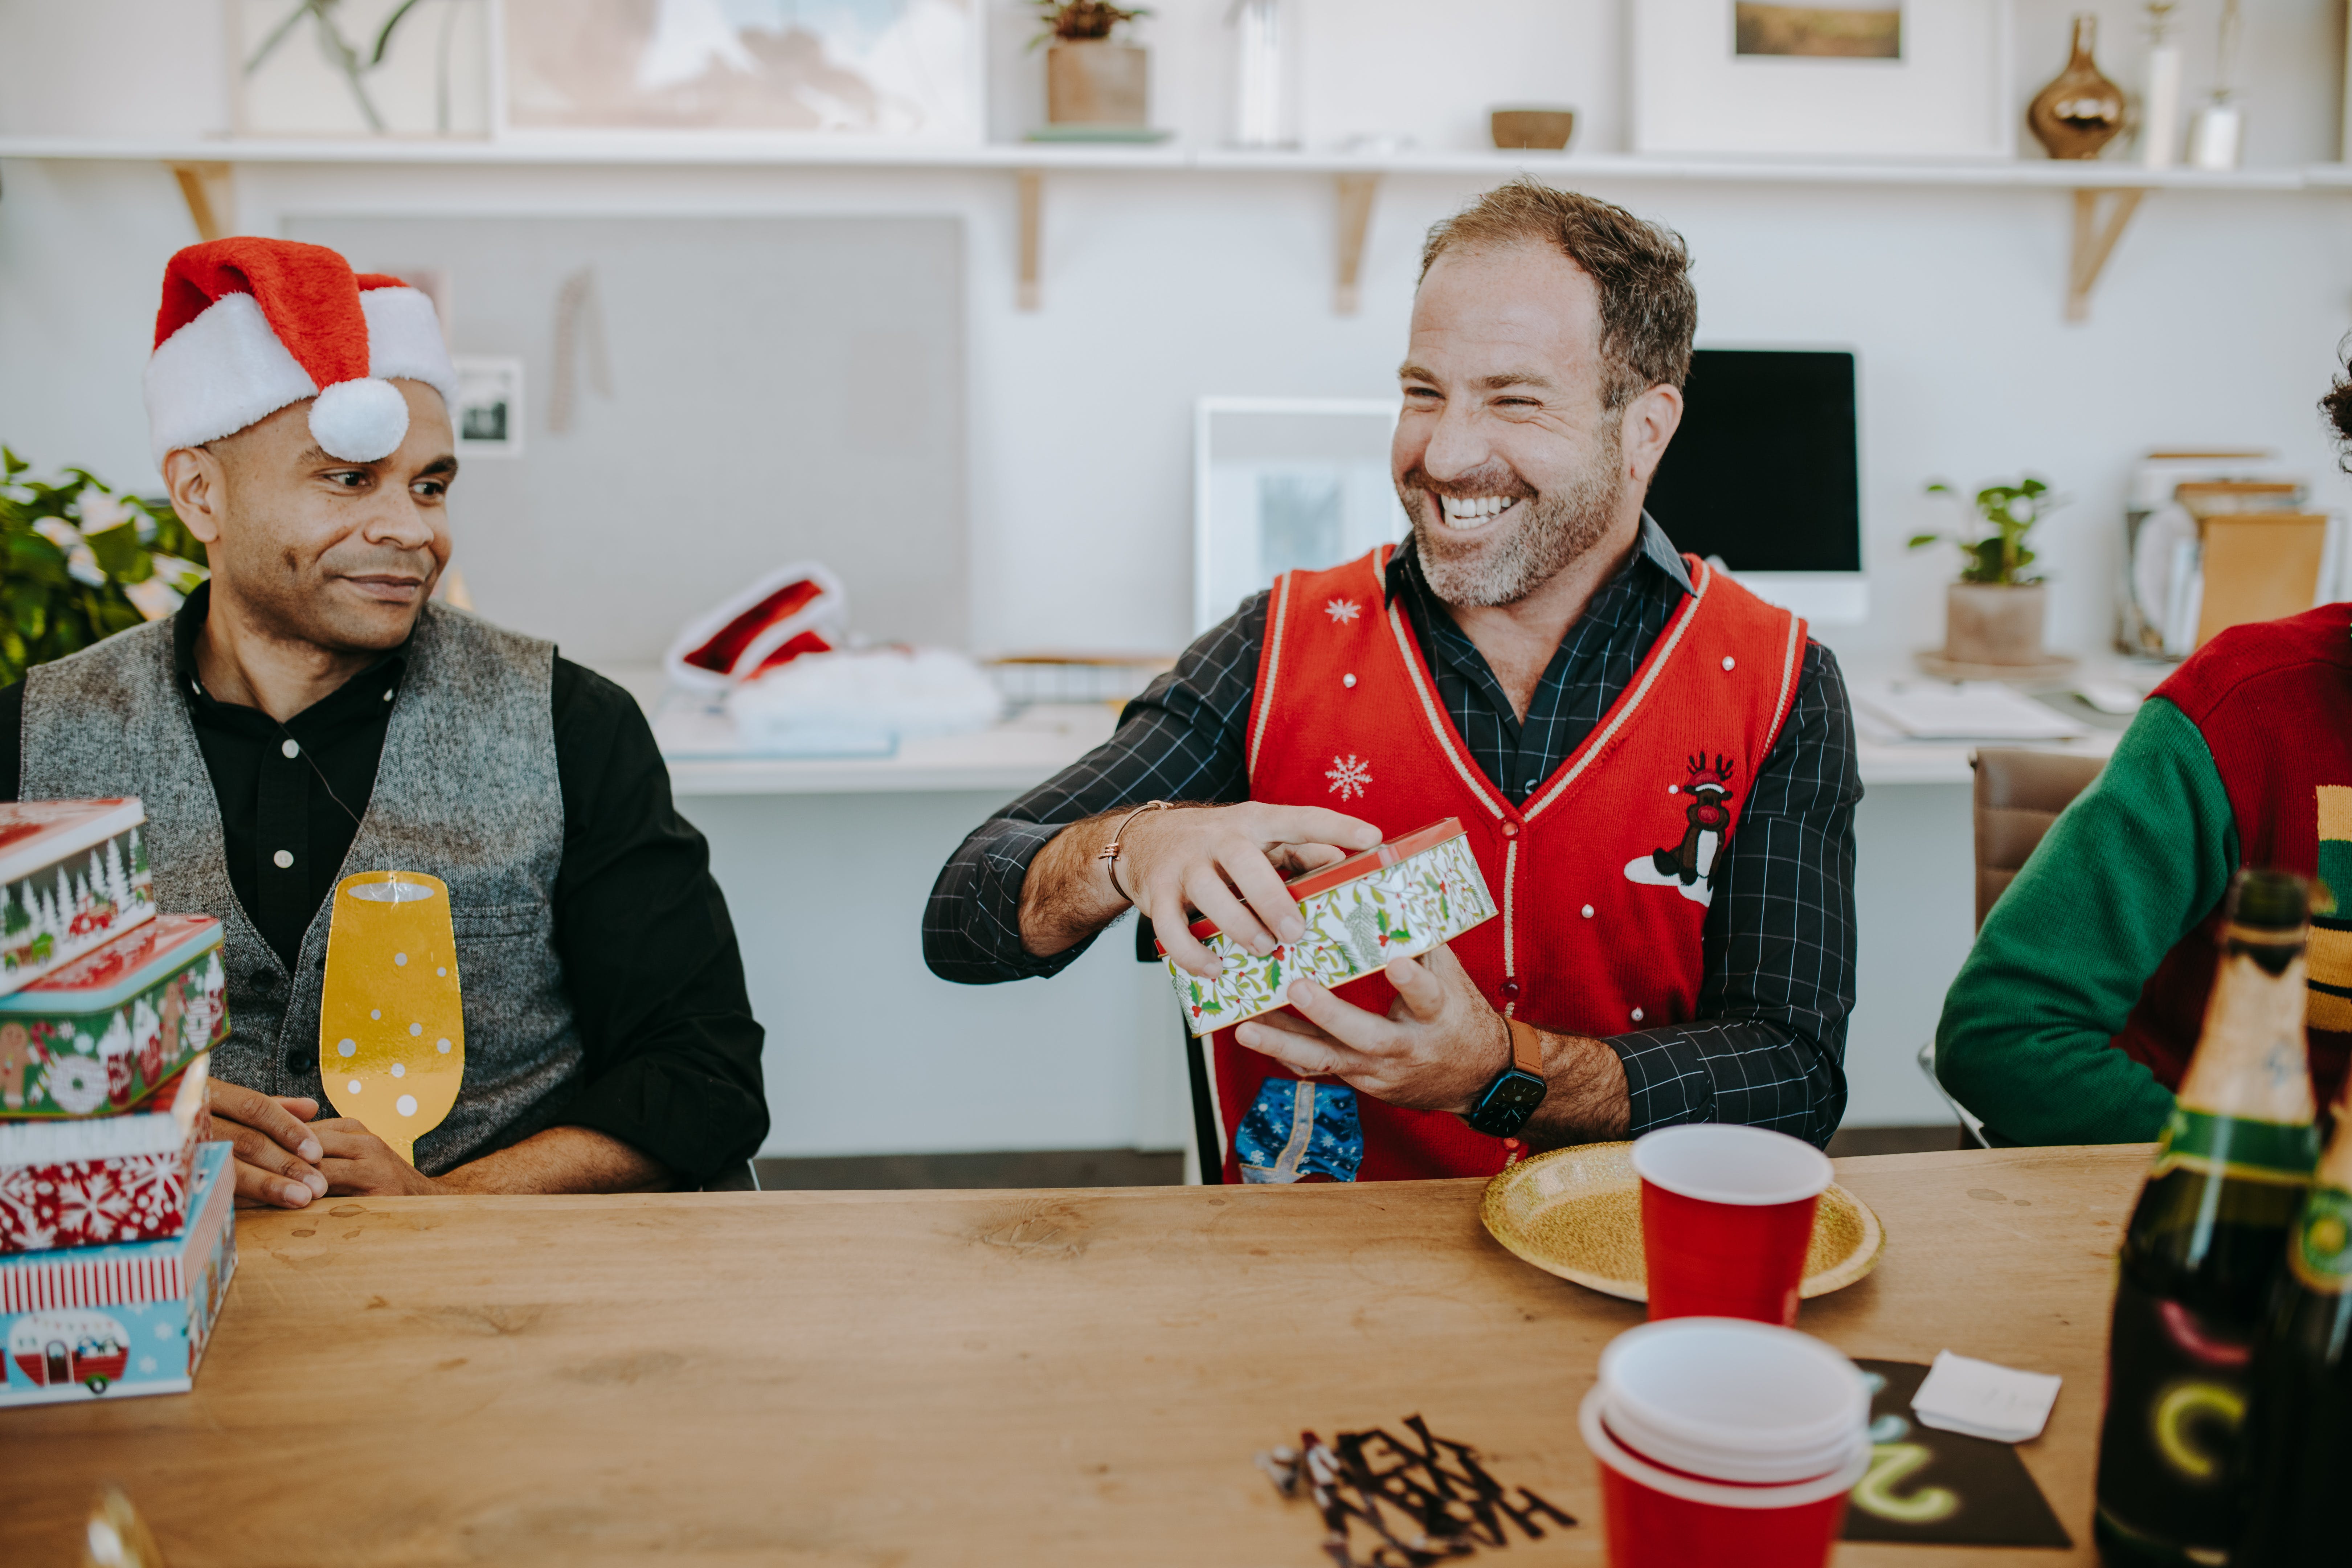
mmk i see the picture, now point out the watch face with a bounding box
[1467,1069,1548,1137]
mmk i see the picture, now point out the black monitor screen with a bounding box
[1643,348,1860,573]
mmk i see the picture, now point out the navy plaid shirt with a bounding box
[924,517,1861,1148]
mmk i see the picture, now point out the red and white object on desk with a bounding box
[1580,1318,1870,1568]
[1632,1125,1833,1327]
[0,914,227,1117]
[1156,818,1498,1035]
[664,561,847,695]
[0,800,155,998]
[0,1056,209,1255]
[0,1139,234,1406]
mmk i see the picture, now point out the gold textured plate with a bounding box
[1481,1141,1886,1302]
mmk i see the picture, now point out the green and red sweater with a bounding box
[1936,603,2352,1145]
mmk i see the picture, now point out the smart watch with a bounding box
[1464,1017,1549,1138]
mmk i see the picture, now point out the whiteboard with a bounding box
[288,214,967,665]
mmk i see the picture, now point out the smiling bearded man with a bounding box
[0,238,768,1207]
[926,179,1862,1182]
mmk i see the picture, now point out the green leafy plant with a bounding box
[0,449,210,688]
[244,0,466,134]
[1030,0,1150,47]
[1909,477,2064,586]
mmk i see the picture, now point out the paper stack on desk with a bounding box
[1852,679,2088,743]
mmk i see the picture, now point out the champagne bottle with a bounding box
[2231,1073,2352,1563]
[2093,869,2320,1568]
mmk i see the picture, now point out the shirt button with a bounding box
[1500,979,1521,1001]
[383,688,394,703]
[1631,1007,1646,1023]
[281,738,300,758]
[1501,822,1520,839]
[273,849,294,869]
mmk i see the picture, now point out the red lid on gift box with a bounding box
[0,799,144,885]
[1158,818,1468,947]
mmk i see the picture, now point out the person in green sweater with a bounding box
[1936,385,2352,1144]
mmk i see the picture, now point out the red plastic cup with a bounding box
[1631,1125,1833,1325]
[1582,1317,1869,1568]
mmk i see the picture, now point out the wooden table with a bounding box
[2,1144,2146,1566]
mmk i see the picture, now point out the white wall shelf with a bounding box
[4,136,2332,321]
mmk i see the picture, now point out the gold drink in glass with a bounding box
[318,871,464,1166]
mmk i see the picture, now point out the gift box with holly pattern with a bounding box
[1159,818,1497,1036]
[0,913,226,1118]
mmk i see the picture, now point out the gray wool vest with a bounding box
[18,603,583,1174]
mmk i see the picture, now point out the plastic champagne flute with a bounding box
[318,871,465,1166]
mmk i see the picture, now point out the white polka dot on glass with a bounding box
[396,1094,418,1117]
[394,952,407,967]
[436,1038,451,1053]
[390,1063,406,1078]
[337,1039,356,1057]
[347,1079,362,1094]
[436,967,446,978]
[370,1009,380,1020]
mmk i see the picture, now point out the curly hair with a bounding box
[2325,345,2352,462]
[1418,177,1698,409]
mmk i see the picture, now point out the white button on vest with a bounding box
[1581,904,1594,918]
[281,739,299,759]
[1343,673,1357,688]
[1722,656,1736,671]
[1631,1006,1645,1022]
[272,849,294,869]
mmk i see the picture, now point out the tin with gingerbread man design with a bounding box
[0,915,227,1119]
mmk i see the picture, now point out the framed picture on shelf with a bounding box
[499,0,984,143]
[452,357,524,457]
[231,0,492,139]
[1194,398,1407,638]
[1632,0,2014,160]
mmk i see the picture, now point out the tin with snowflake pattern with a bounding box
[0,1139,233,1404]
[1155,817,1498,1036]
[0,915,226,1118]
[0,1055,210,1255]
[0,799,156,999]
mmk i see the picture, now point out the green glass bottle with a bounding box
[2232,1069,2352,1563]
[2093,870,2320,1567]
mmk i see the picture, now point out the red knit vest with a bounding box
[1208,546,1808,1182]
[2111,603,2352,1106]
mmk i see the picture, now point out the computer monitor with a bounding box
[1644,348,1866,624]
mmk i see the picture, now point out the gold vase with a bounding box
[2027,15,2126,159]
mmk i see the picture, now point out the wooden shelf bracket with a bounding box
[168,161,233,242]
[1334,171,1381,315]
[2066,187,2145,322]
[1017,168,1043,311]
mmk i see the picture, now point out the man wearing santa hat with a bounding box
[0,237,768,1207]
[927,180,1861,1181]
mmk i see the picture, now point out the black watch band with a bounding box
[1463,1018,1549,1139]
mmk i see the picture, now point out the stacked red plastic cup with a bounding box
[1631,1125,1834,1325]
[1580,1317,1869,1568]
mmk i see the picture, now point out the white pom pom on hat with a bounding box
[142,237,461,468]
[307,377,412,462]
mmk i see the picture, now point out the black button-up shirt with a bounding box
[924,518,1862,1148]
[0,584,769,1182]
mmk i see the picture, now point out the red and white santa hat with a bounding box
[143,237,460,468]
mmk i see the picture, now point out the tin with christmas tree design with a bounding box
[0,799,155,998]
[0,915,226,1118]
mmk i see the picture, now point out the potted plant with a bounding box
[0,449,210,686]
[1909,476,2070,674]
[1033,1,1151,128]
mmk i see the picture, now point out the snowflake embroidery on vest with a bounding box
[1326,754,1373,800]
[1325,598,1361,625]
[1623,751,1734,907]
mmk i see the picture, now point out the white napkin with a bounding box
[1911,1350,2063,1443]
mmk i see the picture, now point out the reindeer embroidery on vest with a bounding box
[1622,753,1736,907]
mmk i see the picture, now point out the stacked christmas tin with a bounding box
[0,799,237,1407]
